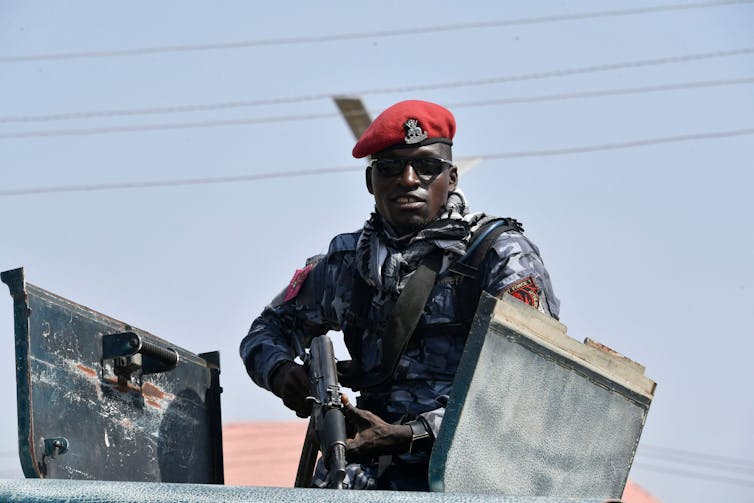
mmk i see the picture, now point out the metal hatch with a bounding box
[429,293,655,498]
[1,267,223,483]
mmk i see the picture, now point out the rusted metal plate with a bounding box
[1,267,223,483]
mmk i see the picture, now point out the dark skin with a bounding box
[342,395,412,461]
[271,367,412,458]
[272,142,458,458]
[340,142,457,459]
[367,143,458,236]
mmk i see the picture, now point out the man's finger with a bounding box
[345,438,368,464]
[341,402,358,419]
[342,402,371,428]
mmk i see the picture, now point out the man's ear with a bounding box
[448,164,458,191]
[365,166,374,194]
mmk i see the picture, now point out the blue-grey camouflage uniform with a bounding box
[240,216,559,488]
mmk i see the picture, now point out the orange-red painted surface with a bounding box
[222,421,661,503]
[622,480,663,503]
[223,421,308,487]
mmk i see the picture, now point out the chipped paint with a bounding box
[142,381,175,410]
[102,376,142,394]
[142,381,172,401]
[144,398,161,409]
[4,269,223,483]
[75,364,96,377]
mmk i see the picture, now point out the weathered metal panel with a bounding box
[429,294,654,498]
[1,268,223,483]
[0,478,620,503]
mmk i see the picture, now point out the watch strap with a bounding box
[407,416,432,454]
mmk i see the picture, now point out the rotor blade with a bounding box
[455,157,482,176]
[333,96,372,140]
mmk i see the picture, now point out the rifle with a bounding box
[294,335,348,489]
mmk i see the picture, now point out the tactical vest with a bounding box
[338,217,524,391]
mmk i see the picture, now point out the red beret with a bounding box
[352,100,455,159]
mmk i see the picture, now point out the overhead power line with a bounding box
[447,77,754,110]
[1,47,752,139]
[3,76,753,125]
[2,126,752,197]
[640,443,754,468]
[0,166,363,196]
[1,0,751,62]
[480,127,754,160]
[0,111,338,140]
[633,461,754,488]
[633,443,754,490]
[639,450,754,476]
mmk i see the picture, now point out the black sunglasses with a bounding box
[369,157,453,180]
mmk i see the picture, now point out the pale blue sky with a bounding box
[1,1,753,501]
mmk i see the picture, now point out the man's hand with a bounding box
[269,360,311,418]
[341,396,412,462]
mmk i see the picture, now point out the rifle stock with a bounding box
[294,418,318,488]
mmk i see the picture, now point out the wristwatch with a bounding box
[406,416,432,454]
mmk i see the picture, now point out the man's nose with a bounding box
[397,162,421,187]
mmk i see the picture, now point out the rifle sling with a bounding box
[340,251,442,390]
[339,218,523,390]
[380,250,443,384]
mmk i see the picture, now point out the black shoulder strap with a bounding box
[379,251,442,382]
[451,217,524,323]
[339,218,523,389]
[339,251,443,390]
[448,217,523,278]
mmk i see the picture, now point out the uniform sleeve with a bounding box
[239,254,337,391]
[481,232,560,319]
[419,407,445,439]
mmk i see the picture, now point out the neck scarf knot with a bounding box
[355,190,485,294]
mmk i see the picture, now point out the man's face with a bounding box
[366,143,458,236]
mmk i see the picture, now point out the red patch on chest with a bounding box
[283,264,313,302]
[503,276,540,309]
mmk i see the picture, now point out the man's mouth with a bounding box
[392,194,424,203]
[391,195,425,209]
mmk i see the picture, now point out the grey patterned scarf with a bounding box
[355,190,486,294]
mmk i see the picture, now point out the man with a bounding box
[240,100,559,490]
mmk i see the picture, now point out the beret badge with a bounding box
[403,118,428,145]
